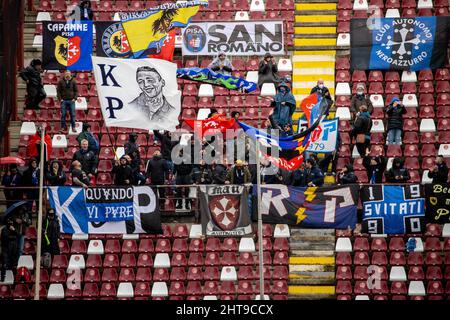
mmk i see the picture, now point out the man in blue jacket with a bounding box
[304,158,324,187]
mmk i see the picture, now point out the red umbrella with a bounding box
[0,156,26,166]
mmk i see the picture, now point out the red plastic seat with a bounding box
[371,252,388,265]
[103,254,119,268]
[390,252,406,265]
[426,266,443,280]
[419,81,434,93]
[205,238,221,252]
[188,252,204,267]
[120,253,136,268]
[335,95,351,108]
[428,281,444,295]
[119,268,135,283]
[52,255,68,269]
[387,145,403,157]
[84,268,100,283]
[425,237,442,252]
[171,253,187,267]
[155,239,171,253]
[338,0,352,9]
[336,266,352,280]
[336,252,352,266]
[421,144,437,157]
[403,145,419,157]
[402,82,416,94]
[105,239,120,254]
[425,252,442,266]
[391,281,407,295]
[135,268,152,282]
[82,283,99,299]
[221,252,238,266]
[420,132,436,144]
[12,284,30,299]
[172,239,188,253]
[70,240,87,254]
[407,253,424,266]
[134,282,151,297]
[272,251,287,265]
[185,267,202,281]
[336,280,352,295]
[100,283,116,298]
[353,237,369,251]
[408,266,425,280]
[169,267,186,282]
[137,253,153,268]
[101,268,118,283]
[221,238,238,252]
[354,252,370,265]
[86,254,102,268]
[336,70,351,82]
[403,119,419,132]
[138,239,154,253]
[50,269,66,284]
[385,82,400,94]
[369,83,384,94]
[153,268,169,282]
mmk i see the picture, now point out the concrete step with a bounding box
[295,26,336,35]
[295,3,337,10]
[290,242,335,251]
[290,250,334,257]
[295,0,338,3]
[295,10,337,15]
[294,33,336,39]
[294,50,337,55]
[289,271,335,285]
[294,45,338,51]
[295,15,336,23]
[289,256,335,266]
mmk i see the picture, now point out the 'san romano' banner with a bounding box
[91,56,181,131]
[48,186,162,234]
[43,21,93,70]
[350,17,450,71]
[425,183,450,223]
[361,185,425,234]
[182,21,284,56]
[200,185,253,236]
[255,185,359,228]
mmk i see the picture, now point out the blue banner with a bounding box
[255,185,359,229]
[361,185,425,234]
[297,118,338,153]
[48,186,162,234]
[351,17,450,71]
[177,67,257,93]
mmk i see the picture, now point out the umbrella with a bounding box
[0,156,25,166]
[1,200,29,223]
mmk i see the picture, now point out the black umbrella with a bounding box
[1,200,29,223]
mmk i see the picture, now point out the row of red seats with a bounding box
[336,280,450,296]
[338,69,450,83]
[337,265,450,281]
[338,119,450,133]
[338,0,449,10]
[340,81,450,95]
[337,251,449,266]
[336,156,450,172]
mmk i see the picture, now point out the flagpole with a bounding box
[34,126,46,300]
[256,112,264,300]
[103,120,119,160]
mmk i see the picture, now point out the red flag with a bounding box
[265,154,305,171]
[148,30,176,61]
[299,93,319,124]
[185,114,236,137]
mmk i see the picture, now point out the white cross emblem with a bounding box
[382,24,426,59]
[212,197,237,227]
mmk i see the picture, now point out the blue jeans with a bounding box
[387,129,402,145]
[61,100,76,129]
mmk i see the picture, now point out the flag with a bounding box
[200,185,252,236]
[120,0,208,58]
[263,154,305,171]
[91,56,181,131]
[148,29,176,61]
[184,114,236,137]
[177,67,258,93]
[43,21,93,70]
[95,21,133,58]
[300,93,320,125]
[351,17,450,71]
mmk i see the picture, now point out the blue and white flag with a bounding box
[351,17,450,71]
[297,118,338,153]
[48,186,162,234]
[361,185,425,234]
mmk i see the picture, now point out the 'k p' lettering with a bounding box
[97,64,121,87]
[105,97,123,119]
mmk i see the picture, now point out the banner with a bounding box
[200,185,252,236]
[256,185,359,228]
[177,67,257,93]
[120,0,208,58]
[91,56,181,131]
[43,21,93,70]
[297,118,338,154]
[95,21,133,58]
[350,17,450,71]
[185,114,236,137]
[85,187,134,222]
[48,186,162,234]
[149,29,176,61]
[182,21,284,56]
[425,184,450,223]
[361,185,425,234]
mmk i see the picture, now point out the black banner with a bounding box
[200,185,252,236]
[95,21,133,58]
[425,183,450,223]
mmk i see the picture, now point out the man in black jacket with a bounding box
[310,79,333,106]
[153,130,178,173]
[385,157,410,183]
[19,59,46,109]
[73,139,98,180]
[211,160,228,185]
[112,156,133,185]
[193,160,213,184]
[57,70,78,132]
[428,155,449,183]
[385,97,406,145]
[1,218,19,282]
[363,149,387,184]
[337,164,358,184]
[350,105,372,157]
[174,150,193,210]
[42,208,60,256]
[146,150,169,209]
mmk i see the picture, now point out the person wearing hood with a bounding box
[57,70,78,133]
[193,160,213,184]
[427,155,449,183]
[68,0,94,20]
[174,149,194,210]
[350,84,373,116]
[211,160,228,185]
[19,59,46,109]
[258,53,279,88]
[153,130,178,173]
[1,218,19,282]
[304,158,324,187]
[310,79,333,106]
[146,150,169,209]
[112,156,133,185]
[27,126,52,164]
[363,148,387,184]
[2,164,23,207]
[42,208,60,256]
[225,160,252,184]
[385,157,410,183]
[73,139,98,180]
[337,164,358,184]
[385,97,406,145]
[45,160,66,186]
[76,123,99,154]
[208,51,234,76]
[351,105,372,157]
[270,82,296,128]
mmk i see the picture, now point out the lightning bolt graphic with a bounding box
[295,207,307,224]
[304,187,317,202]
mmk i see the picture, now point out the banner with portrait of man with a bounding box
[91,56,181,131]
